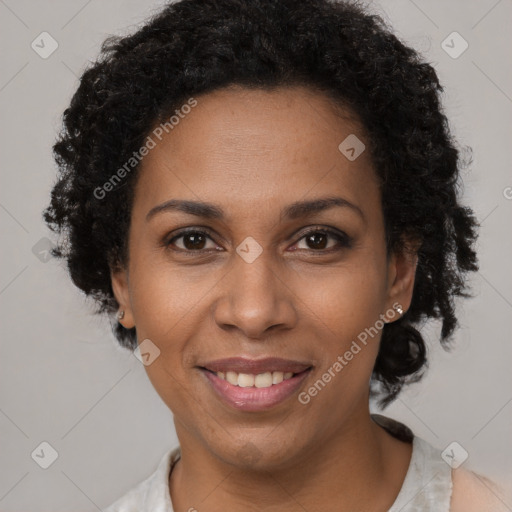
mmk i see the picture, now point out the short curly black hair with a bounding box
[43,0,479,407]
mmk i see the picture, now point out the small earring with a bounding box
[394,305,404,316]
[117,310,125,320]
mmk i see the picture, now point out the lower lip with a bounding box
[200,368,311,412]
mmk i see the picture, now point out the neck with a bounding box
[169,408,412,512]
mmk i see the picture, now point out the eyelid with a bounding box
[291,226,352,250]
[164,225,352,253]
[164,226,221,251]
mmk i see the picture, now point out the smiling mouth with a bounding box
[199,365,313,412]
[197,356,313,411]
[200,368,311,388]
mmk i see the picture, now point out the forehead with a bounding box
[133,86,379,222]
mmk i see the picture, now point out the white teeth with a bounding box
[272,372,284,384]
[254,372,273,388]
[215,370,295,387]
[226,371,238,385]
[238,373,255,387]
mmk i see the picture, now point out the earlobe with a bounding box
[110,268,135,328]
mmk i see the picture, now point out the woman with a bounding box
[43,0,505,510]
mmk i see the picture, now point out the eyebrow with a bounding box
[145,196,365,223]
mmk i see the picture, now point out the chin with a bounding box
[208,432,308,472]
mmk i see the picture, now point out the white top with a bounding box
[103,416,455,511]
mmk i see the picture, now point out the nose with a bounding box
[212,252,298,340]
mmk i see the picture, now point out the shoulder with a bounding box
[450,467,509,512]
[372,415,510,512]
[103,447,180,512]
[103,476,152,512]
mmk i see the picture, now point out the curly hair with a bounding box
[43,0,479,407]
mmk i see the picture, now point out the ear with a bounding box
[384,236,421,318]
[111,267,135,329]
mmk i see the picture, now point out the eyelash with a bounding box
[164,226,352,255]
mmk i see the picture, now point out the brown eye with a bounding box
[166,230,218,251]
[181,232,207,250]
[294,228,352,252]
[304,232,329,250]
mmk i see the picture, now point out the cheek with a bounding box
[297,258,387,384]
[142,360,208,437]
[128,260,214,341]
[301,259,387,333]
[126,261,218,404]
[297,276,385,416]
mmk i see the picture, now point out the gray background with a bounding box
[1,0,511,510]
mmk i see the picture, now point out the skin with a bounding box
[111,85,418,511]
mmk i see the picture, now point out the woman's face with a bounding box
[112,85,417,469]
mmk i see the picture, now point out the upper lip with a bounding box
[199,357,312,374]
